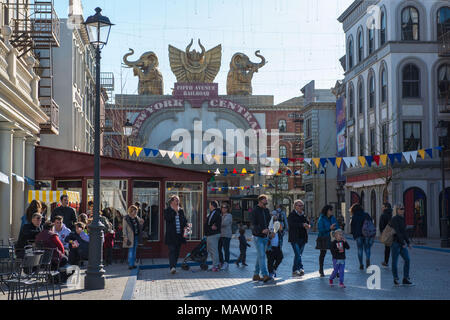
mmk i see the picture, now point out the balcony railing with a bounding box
[438,31,450,57]
[39,97,59,135]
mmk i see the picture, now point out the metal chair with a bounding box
[36,248,62,300]
[5,252,43,300]
[0,246,18,295]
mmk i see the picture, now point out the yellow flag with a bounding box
[175,152,182,159]
[336,158,343,168]
[312,158,321,168]
[135,147,143,157]
[241,168,247,174]
[380,154,388,166]
[359,156,366,168]
[128,146,135,156]
[418,149,425,159]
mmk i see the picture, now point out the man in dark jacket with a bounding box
[51,195,78,231]
[64,222,89,266]
[205,201,222,271]
[390,204,412,285]
[350,204,374,269]
[250,195,272,283]
[16,213,43,258]
[379,202,393,266]
[288,200,311,277]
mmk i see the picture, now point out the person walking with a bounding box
[51,195,78,231]
[235,227,250,267]
[350,203,375,270]
[205,201,222,272]
[317,205,339,277]
[267,221,283,278]
[391,204,413,286]
[288,200,311,277]
[379,202,393,267]
[218,202,232,270]
[123,205,144,270]
[164,195,188,274]
[329,229,349,288]
[274,204,288,247]
[251,194,273,283]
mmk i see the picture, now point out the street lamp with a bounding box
[84,7,113,290]
[122,119,133,159]
[437,120,449,248]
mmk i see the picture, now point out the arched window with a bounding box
[368,74,375,108]
[348,38,354,69]
[381,68,388,103]
[380,11,387,45]
[401,7,420,41]
[437,7,450,39]
[358,80,364,114]
[402,64,420,98]
[368,27,375,54]
[358,29,364,62]
[278,119,287,132]
[349,85,355,119]
[279,145,287,158]
[438,64,450,99]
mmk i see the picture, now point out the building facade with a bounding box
[338,0,450,238]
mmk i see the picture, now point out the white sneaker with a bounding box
[170,267,176,274]
[221,262,229,270]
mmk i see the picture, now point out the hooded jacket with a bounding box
[350,209,371,239]
[204,208,222,236]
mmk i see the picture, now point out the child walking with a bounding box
[235,228,250,266]
[329,229,349,288]
[267,221,283,278]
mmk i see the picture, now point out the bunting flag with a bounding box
[167,151,175,159]
[241,168,247,175]
[349,157,358,167]
[281,158,289,165]
[144,148,151,157]
[336,158,343,169]
[320,158,328,167]
[312,158,321,168]
[328,158,336,167]
[365,156,373,168]
[214,169,220,176]
[159,150,167,157]
[395,153,403,163]
[435,146,443,152]
[343,157,351,168]
[304,158,312,165]
[128,146,135,156]
[380,154,388,166]
[135,148,143,157]
[418,149,425,160]
[373,155,380,166]
[425,148,433,159]
[359,156,366,168]
[388,153,396,164]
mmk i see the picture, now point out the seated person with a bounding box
[65,222,90,266]
[16,213,43,258]
[54,216,72,252]
[35,221,69,270]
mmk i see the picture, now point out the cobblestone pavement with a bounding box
[134,233,450,300]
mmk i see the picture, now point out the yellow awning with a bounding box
[28,190,80,204]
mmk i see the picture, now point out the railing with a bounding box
[438,31,450,57]
[39,97,59,135]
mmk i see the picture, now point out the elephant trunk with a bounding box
[254,50,266,69]
[123,49,140,67]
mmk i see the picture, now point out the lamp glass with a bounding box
[123,120,133,137]
[84,8,113,48]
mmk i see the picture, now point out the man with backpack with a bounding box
[350,203,375,270]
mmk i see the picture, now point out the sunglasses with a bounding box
[399,208,405,210]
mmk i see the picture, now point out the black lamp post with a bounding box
[123,119,133,159]
[437,120,449,248]
[84,7,113,290]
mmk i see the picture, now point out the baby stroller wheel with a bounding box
[200,263,208,271]
[181,263,189,271]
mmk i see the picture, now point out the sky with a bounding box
[55,0,354,104]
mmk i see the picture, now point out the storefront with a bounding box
[35,146,211,258]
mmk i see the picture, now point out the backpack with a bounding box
[362,217,376,238]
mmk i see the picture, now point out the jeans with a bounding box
[391,242,410,280]
[236,249,247,264]
[384,245,391,264]
[356,237,374,265]
[128,236,138,267]
[254,236,269,277]
[267,246,283,274]
[218,237,231,264]
[330,259,345,284]
[206,234,221,268]
[168,242,182,269]
[319,249,328,273]
[290,239,306,272]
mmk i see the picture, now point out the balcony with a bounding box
[39,98,59,135]
[439,31,450,57]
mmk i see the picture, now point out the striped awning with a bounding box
[28,190,80,204]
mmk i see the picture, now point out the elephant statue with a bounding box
[123,49,164,95]
[226,51,266,95]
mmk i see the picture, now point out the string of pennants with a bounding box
[127,145,443,175]
[209,183,275,192]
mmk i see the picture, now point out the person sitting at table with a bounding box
[16,213,43,258]
[35,221,68,269]
[65,222,90,266]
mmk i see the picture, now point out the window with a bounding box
[438,64,450,99]
[133,181,160,241]
[349,85,354,119]
[349,136,355,157]
[359,132,365,156]
[368,27,375,55]
[166,182,203,241]
[403,122,422,151]
[279,145,287,158]
[380,11,386,46]
[358,81,364,114]
[402,64,420,98]
[348,38,354,69]
[358,30,364,62]
[305,118,312,138]
[382,123,388,154]
[278,120,287,133]
[370,128,376,155]
[437,7,450,39]
[401,7,419,41]
[87,180,128,217]
[368,74,375,109]
[381,68,387,103]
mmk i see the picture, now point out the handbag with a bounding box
[380,224,395,247]
[315,236,330,250]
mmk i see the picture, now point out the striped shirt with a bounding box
[175,214,181,234]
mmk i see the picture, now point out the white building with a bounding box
[338,0,450,238]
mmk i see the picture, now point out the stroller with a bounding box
[181,237,208,271]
